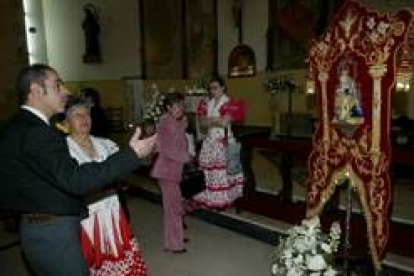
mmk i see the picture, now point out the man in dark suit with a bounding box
[0,64,156,276]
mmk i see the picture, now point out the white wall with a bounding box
[217,0,268,75]
[39,0,413,82]
[40,0,268,81]
[243,0,268,74]
[42,0,141,81]
[23,0,48,64]
[217,0,239,75]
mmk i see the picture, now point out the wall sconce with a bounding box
[396,73,411,92]
[306,78,315,94]
[396,44,412,92]
[306,63,315,94]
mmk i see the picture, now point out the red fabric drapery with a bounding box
[306,0,412,270]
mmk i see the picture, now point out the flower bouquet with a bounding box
[143,84,166,125]
[271,216,341,276]
[186,79,208,95]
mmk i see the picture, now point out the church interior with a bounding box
[1,0,414,275]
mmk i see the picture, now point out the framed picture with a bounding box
[186,0,217,78]
[141,0,183,79]
[140,0,217,79]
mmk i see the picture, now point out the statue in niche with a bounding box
[82,4,101,63]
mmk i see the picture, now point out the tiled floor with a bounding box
[1,170,413,275]
[131,174,414,274]
[0,194,274,276]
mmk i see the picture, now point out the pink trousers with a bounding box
[159,179,185,251]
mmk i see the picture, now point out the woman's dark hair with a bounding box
[15,64,56,104]
[65,95,89,118]
[209,75,227,93]
[210,75,225,86]
[164,92,185,108]
[81,87,101,105]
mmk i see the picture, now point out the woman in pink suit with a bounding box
[151,92,189,253]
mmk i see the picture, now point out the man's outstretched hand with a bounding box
[129,127,157,158]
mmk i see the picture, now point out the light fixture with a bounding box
[306,64,315,94]
[396,43,412,92]
[306,78,315,94]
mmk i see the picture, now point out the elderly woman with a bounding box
[151,92,190,253]
[65,96,148,276]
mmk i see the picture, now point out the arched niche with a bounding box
[228,44,256,78]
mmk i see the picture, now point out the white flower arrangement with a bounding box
[271,216,341,276]
[186,79,208,95]
[143,84,166,124]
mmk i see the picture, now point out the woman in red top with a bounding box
[193,76,244,209]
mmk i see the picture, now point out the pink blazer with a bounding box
[151,113,189,181]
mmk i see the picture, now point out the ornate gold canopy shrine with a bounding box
[306,0,412,270]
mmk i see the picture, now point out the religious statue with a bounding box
[82,4,101,63]
[333,67,364,125]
